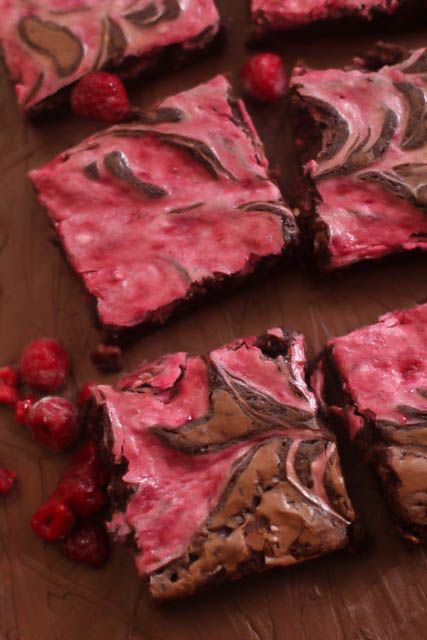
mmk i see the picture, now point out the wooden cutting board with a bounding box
[0,2,426,639]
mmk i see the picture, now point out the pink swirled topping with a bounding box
[30,76,297,330]
[291,47,427,269]
[0,0,220,110]
[91,328,355,596]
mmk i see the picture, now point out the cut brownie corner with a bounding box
[290,45,427,271]
[29,75,298,336]
[352,40,408,71]
[313,304,427,544]
[88,328,356,599]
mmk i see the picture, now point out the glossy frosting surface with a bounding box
[30,76,297,329]
[0,0,219,109]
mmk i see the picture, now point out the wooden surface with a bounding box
[1,3,427,639]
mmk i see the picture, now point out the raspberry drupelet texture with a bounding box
[0,366,19,387]
[71,72,130,124]
[15,396,35,425]
[31,441,109,544]
[241,53,287,102]
[78,383,96,407]
[0,385,19,406]
[62,521,110,568]
[31,499,76,541]
[26,397,80,452]
[0,468,17,496]
[20,338,70,392]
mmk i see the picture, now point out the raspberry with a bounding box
[62,521,109,568]
[241,53,287,102]
[0,385,19,406]
[78,383,95,407]
[0,468,17,495]
[26,397,80,452]
[31,499,75,541]
[0,366,19,387]
[15,395,35,425]
[21,338,70,392]
[71,72,130,123]
[58,441,109,518]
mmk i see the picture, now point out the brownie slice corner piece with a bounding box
[0,0,220,115]
[89,327,356,600]
[314,303,427,543]
[290,45,427,270]
[29,75,298,335]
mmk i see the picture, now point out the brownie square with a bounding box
[290,45,427,270]
[29,76,298,333]
[251,0,400,34]
[0,0,220,114]
[89,328,356,599]
[313,304,427,543]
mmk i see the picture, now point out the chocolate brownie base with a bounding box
[312,304,427,543]
[89,328,356,599]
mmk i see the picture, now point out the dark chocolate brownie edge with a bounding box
[248,0,423,42]
[289,89,333,271]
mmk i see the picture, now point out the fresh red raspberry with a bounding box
[31,499,75,541]
[58,441,109,518]
[0,468,17,495]
[71,72,130,123]
[26,397,80,452]
[21,338,70,392]
[0,385,19,406]
[62,521,110,568]
[0,366,19,387]
[241,53,287,102]
[78,383,95,407]
[15,395,36,425]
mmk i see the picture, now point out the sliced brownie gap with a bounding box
[312,303,427,543]
[88,327,357,600]
[290,44,427,270]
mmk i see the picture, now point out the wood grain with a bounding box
[0,2,426,639]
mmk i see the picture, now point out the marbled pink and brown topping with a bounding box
[317,303,427,541]
[331,303,427,428]
[251,0,399,31]
[0,0,220,110]
[30,76,298,331]
[291,47,427,269]
[91,328,355,599]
